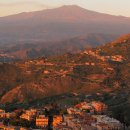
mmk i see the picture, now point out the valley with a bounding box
[0,34,130,124]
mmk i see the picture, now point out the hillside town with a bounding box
[0,100,127,130]
[82,50,124,63]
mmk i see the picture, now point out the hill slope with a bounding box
[0,34,130,104]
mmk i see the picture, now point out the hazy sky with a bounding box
[0,0,130,17]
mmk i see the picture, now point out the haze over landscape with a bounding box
[0,1,130,130]
[1,5,130,59]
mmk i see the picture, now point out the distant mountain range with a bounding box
[0,33,117,59]
[1,5,130,59]
[0,6,130,43]
[0,5,130,43]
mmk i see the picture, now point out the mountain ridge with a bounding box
[0,5,130,44]
[1,33,118,60]
[1,5,130,20]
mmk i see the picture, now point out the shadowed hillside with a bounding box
[0,33,118,59]
[0,34,130,104]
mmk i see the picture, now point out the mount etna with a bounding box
[1,5,130,59]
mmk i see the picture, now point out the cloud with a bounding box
[0,1,50,8]
[0,1,51,16]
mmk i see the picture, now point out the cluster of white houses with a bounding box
[0,101,125,130]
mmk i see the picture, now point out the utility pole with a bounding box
[45,103,59,130]
[45,108,54,130]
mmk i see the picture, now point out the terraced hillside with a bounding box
[0,34,130,104]
[1,34,130,124]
